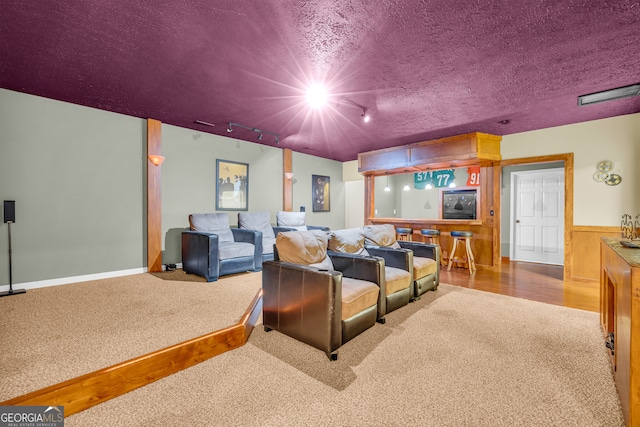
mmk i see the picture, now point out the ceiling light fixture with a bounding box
[578,83,640,106]
[403,172,410,191]
[337,96,371,123]
[226,122,280,144]
[385,175,391,192]
[306,84,327,108]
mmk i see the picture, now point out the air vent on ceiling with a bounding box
[578,83,640,106]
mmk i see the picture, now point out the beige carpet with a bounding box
[66,284,623,427]
[0,270,262,401]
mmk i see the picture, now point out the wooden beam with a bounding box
[283,148,293,211]
[358,132,502,175]
[1,290,263,416]
[147,119,163,273]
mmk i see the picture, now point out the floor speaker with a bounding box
[1,200,25,297]
[3,200,15,223]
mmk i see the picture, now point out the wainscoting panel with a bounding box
[571,226,619,281]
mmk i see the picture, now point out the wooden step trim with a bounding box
[1,289,263,416]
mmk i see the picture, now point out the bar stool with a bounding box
[448,231,476,274]
[396,227,413,241]
[420,229,446,266]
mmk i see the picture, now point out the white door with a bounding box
[510,168,564,265]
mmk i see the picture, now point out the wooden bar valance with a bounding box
[358,132,501,175]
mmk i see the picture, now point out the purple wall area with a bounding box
[1,1,639,161]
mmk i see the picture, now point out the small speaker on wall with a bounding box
[4,200,15,223]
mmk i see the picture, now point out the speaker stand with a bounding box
[0,221,25,297]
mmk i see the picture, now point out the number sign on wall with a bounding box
[414,169,455,189]
[466,167,480,186]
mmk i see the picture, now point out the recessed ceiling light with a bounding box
[578,83,640,106]
[306,84,327,108]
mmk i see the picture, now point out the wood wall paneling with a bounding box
[572,226,620,281]
[147,119,163,273]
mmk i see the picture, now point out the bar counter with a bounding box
[367,217,496,269]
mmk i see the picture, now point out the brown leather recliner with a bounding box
[363,224,440,300]
[328,228,412,316]
[262,230,384,360]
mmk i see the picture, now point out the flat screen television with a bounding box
[442,189,477,220]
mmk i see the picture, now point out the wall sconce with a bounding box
[284,172,294,180]
[148,155,165,166]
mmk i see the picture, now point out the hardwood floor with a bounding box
[440,259,600,312]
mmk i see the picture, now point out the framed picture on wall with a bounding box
[216,159,249,211]
[312,174,330,212]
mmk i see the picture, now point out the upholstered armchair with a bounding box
[363,224,440,300]
[262,230,384,360]
[237,211,280,262]
[328,228,412,315]
[275,211,330,232]
[182,213,262,282]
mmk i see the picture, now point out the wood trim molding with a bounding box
[490,163,501,269]
[500,153,574,279]
[283,148,293,211]
[1,290,263,416]
[147,119,163,273]
[572,225,619,233]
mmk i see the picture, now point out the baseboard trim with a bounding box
[0,267,148,293]
[1,288,263,416]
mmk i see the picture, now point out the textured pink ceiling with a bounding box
[2,1,639,161]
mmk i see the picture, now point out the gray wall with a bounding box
[291,151,345,231]
[160,125,286,264]
[0,89,146,285]
[0,89,346,286]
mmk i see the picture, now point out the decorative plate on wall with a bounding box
[594,160,621,186]
[604,173,622,186]
[597,160,614,172]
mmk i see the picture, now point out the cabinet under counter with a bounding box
[367,218,495,270]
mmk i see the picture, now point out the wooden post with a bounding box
[147,119,163,273]
[283,148,293,211]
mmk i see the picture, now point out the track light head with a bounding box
[362,109,371,123]
[226,123,233,133]
[257,133,263,141]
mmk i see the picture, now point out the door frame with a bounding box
[509,167,565,264]
[499,153,574,280]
